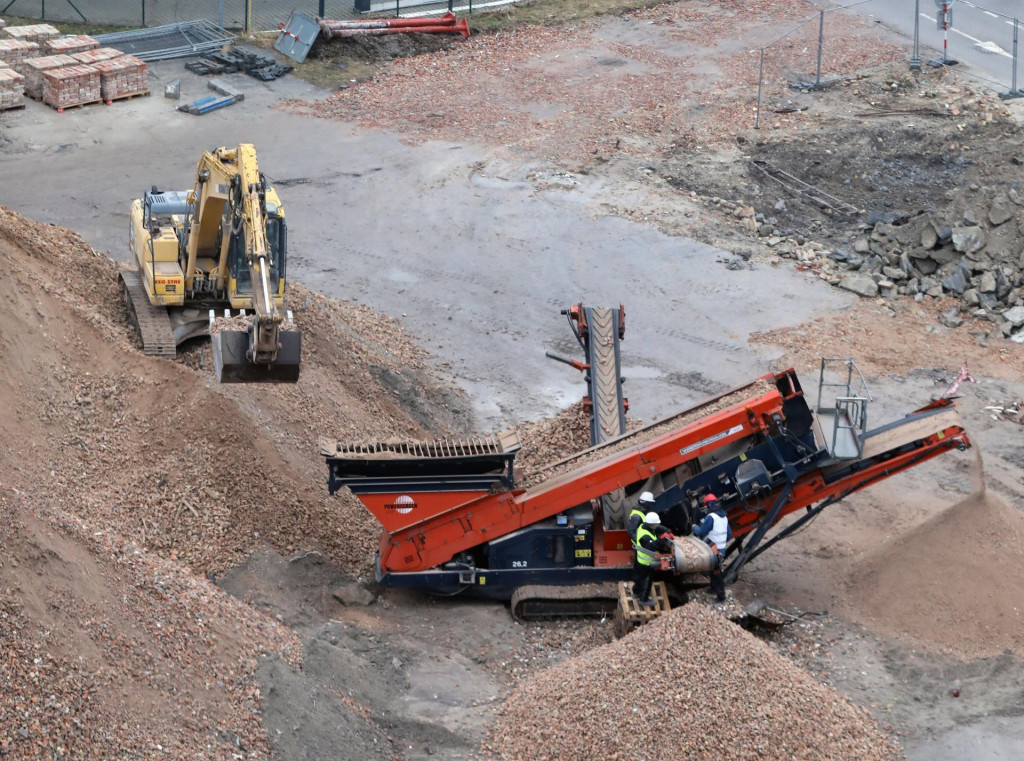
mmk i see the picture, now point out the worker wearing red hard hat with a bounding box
[692,493,732,602]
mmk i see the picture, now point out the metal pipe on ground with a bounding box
[320,13,457,36]
[323,18,470,39]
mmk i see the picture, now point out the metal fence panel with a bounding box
[0,0,487,29]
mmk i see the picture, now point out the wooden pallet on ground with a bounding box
[614,580,671,637]
[104,89,150,104]
[50,97,102,112]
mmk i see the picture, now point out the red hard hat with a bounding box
[703,494,718,504]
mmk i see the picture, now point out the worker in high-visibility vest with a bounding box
[632,511,673,607]
[627,491,657,542]
[692,493,732,602]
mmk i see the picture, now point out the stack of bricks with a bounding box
[2,23,60,43]
[0,39,40,68]
[42,63,100,109]
[71,47,123,66]
[94,55,148,101]
[20,53,78,99]
[0,61,25,111]
[44,34,98,56]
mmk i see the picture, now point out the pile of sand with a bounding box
[844,484,1024,659]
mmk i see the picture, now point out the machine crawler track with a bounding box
[119,269,176,357]
[510,583,621,622]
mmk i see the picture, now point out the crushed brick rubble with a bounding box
[0,207,458,757]
[486,604,899,761]
[292,0,901,166]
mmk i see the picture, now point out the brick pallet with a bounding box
[0,39,39,68]
[72,47,123,66]
[0,65,25,111]
[20,53,78,99]
[45,34,98,56]
[2,24,60,43]
[43,63,101,110]
[94,55,148,101]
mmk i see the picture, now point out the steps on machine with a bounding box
[614,581,671,637]
[119,269,176,357]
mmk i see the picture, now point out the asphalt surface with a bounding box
[0,62,850,430]
[848,0,1023,92]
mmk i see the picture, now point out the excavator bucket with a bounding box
[211,327,302,383]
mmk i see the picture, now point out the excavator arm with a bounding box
[184,145,301,383]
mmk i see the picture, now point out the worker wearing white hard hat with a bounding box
[632,510,674,607]
[627,491,656,542]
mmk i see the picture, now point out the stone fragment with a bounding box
[837,274,879,298]
[941,262,971,295]
[979,271,997,293]
[951,227,985,255]
[332,582,375,607]
[989,197,1014,226]
[1003,306,1024,328]
[920,224,938,250]
[938,309,963,328]
[962,288,980,307]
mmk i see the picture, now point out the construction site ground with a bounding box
[2,0,1024,758]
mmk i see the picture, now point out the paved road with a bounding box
[846,0,1022,92]
[0,62,849,430]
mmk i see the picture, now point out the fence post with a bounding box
[813,10,824,89]
[245,0,252,31]
[219,0,225,29]
[142,0,145,27]
[755,47,764,129]
[910,0,921,70]
[319,0,326,16]
[1002,18,1023,100]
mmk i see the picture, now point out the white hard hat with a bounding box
[639,491,655,505]
[644,512,660,525]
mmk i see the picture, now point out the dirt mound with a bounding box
[843,488,1024,659]
[0,207,462,576]
[513,400,591,479]
[0,206,465,755]
[310,32,458,65]
[486,603,898,761]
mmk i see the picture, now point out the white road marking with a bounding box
[919,12,1014,58]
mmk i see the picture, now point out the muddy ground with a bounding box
[2,0,1024,759]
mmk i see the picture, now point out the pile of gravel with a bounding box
[487,603,898,761]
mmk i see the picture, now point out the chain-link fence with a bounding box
[755,0,1023,128]
[0,0,487,30]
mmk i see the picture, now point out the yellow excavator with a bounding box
[121,143,301,383]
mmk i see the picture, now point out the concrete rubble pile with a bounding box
[487,603,899,761]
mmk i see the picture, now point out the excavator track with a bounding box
[510,583,621,623]
[119,269,176,357]
[585,307,628,529]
